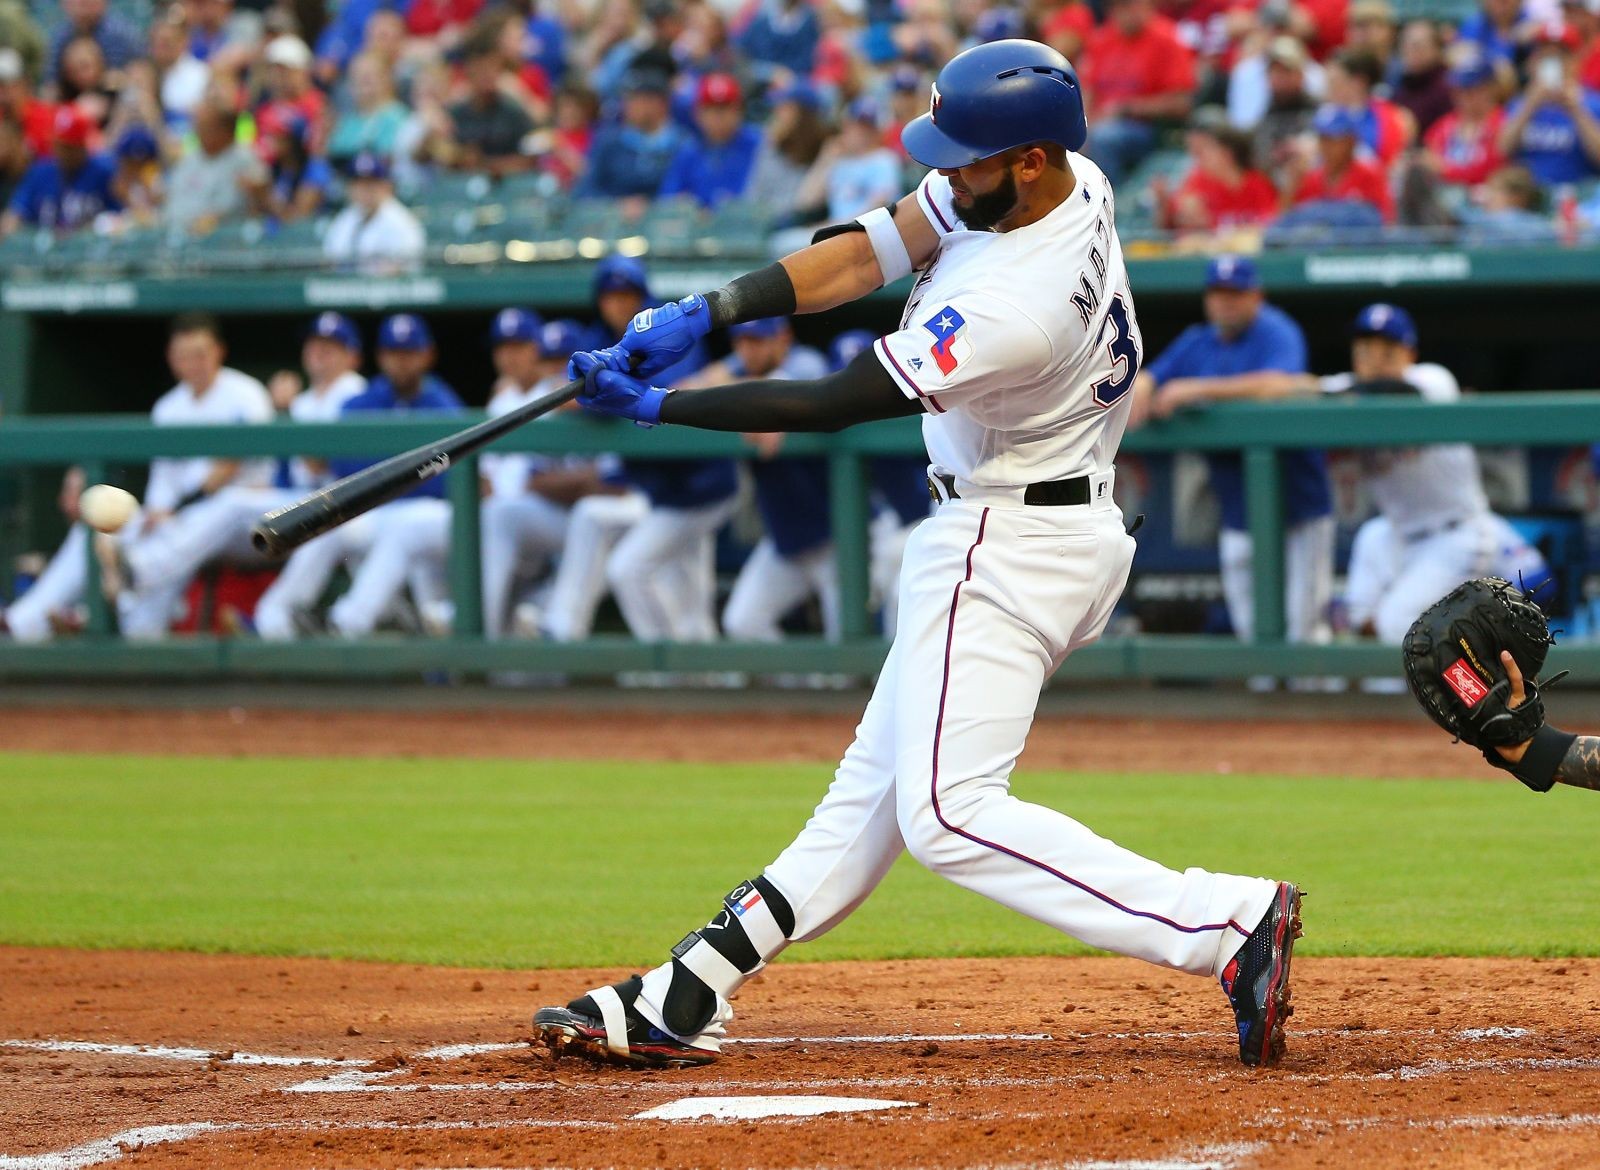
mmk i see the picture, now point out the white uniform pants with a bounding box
[541,491,649,641]
[723,540,839,642]
[117,487,286,640]
[636,494,1278,1038]
[1218,515,1335,643]
[608,497,739,642]
[5,522,92,642]
[481,494,570,639]
[328,498,452,638]
[1345,512,1547,643]
[255,507,386,640]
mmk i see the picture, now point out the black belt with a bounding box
[928,473,1091,506]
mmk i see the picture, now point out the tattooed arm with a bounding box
[1492,651,1598,791]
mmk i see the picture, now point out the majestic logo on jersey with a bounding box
[929,83,942,121]
[922,307,971,375]
[1441,658,1489,707]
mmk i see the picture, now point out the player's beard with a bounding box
[954,169,1020,232]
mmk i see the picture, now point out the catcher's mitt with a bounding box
[1402,577,1559,750]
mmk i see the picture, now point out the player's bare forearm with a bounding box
[776,193,939,314]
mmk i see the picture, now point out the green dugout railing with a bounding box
[2,392,1599,681]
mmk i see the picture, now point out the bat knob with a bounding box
[251,524,281,556]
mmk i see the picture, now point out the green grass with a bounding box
[2,752,1598,966]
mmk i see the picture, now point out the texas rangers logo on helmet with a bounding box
[929,82,942,122]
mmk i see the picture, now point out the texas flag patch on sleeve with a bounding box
[922,307,973,375]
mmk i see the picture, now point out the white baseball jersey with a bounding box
[1320,362,1488,537]
[481,375,620,501]
[286,371,367,489]
[874,159,1142,489]
[144,367,275,512]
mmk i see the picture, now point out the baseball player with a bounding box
[535,39,1300,1071]
[255,313,462,640]
[590,257,740,645]
[1127,256,1335,648]
[705,318,838,642]
[112,312,368,637]
[829,329,936,638]
[3,314,275,642]
[1220,303,1551,644]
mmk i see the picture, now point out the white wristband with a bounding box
[857,205,912,285]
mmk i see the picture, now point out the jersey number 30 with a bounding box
[1091,295,1141,409]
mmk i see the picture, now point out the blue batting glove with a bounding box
[612,293,712,378]
[572,350,671,427]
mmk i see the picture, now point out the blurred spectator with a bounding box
[249,111,331,223]
[591,0,683,98]
[675,3,741,85]
[1496,24,1600,184]
[1160,108,1280,233]
[45,0,141,87]
[323,152,425,273]
[1456,162,1559,240]
[796,97,900,225]
[1392,20,1453,135]
[259,36,325,131]
[327,52,407,162]
[882,0,960,70]
[1459,0,1539,71]
[1285,103,1395,222]
[440,32,536,176]
[521,1,568,85]
[969,6,1026,49]
[60,36,117,136]
[0,45,57,157]
[0,116,27,208]
[1081,0,1197,186]
[738,0,820,85]
[147,14,208,129]
[163,98,264,235]
[883,64,926,157]
[391,58,449,189]
[312,0,383,82]
[110,122,162,226]
[0,104,118,236]
[1041,0,1094,61]
[1326,47,1415,165]
[1572,0,1600,89]
[577,67,687,202]
[485,8,551,119]
[659,73,761,208]
[1345,0,1398,75]
[0,0,46,86]
[1230,33,1324,133]
[536,82,597,188]
[1420,59,1506,186]
[746,77,829,223]
[405,0,485,49]
[182,0,257,69]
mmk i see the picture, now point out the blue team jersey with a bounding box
[871,456,933,526]
[658,124,763,209]
[331,374,464,498]
[729,347,833,555]
[1506,92,1600,185]
[620,343,741,509]
[7,154,120,229]
[1146,302,1331,531]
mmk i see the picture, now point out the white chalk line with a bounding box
[0,1039,358,1068]
[633,1095,917,1120]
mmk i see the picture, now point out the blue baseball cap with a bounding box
[490,306,544,345]
[377,313,433,351]
[770,77,821,109]
[975,6,1026,43]
[1449,61,1496,89]
[1204,254,1260,291]
[304,311,360,350]
[348,151,391,181]
[539,318,588,362]
[889,65,924,93]
[1312,104,1362,137]
[592,254,651,299]
[828,329,876,371]
[846,96,882,126]
[1351,302,1417,348]
[729,316,789,339]
[114,124,159,163]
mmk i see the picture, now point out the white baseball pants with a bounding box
[5,522,92,642]
[1218,515,1335,643]
[255,507,386,640]
[635,487,1279,1039]
[722,540,839,642]
[481,494,570,639]
[541,491,649,641]
[607,497,739,643]
[328,498,452,638]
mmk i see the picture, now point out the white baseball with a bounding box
[79,484,139,534]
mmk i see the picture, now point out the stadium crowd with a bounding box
[1,0,1599,253]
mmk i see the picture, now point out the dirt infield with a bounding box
[5,702,1596,1168]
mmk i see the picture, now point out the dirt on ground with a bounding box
[4,702,1595,1169]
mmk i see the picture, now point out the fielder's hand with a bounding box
[571,351,671,427]
[1495,651,1532,764]
[599,293,713,379]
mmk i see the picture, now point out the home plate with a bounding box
[633,1095,919,1120]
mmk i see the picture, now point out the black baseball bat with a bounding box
[251,374,585,556]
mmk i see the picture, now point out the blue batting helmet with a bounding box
[900,39,1087,169]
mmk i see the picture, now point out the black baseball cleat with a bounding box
[533,975,718,1069]
[1219,881,1303,1068]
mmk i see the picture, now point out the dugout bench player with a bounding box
[532,39,1302,1072]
